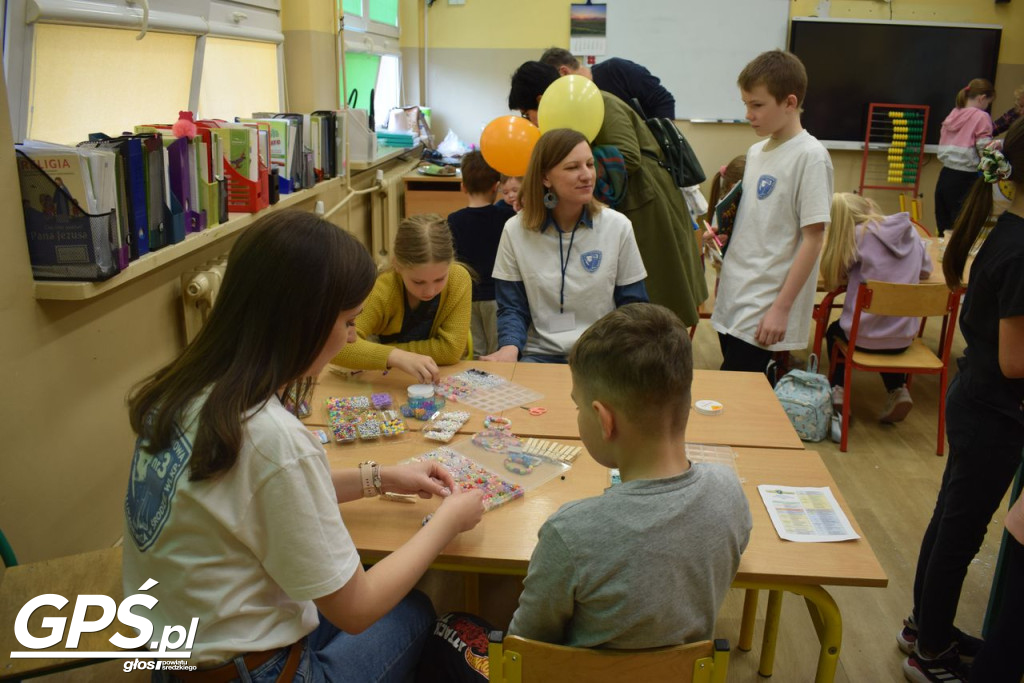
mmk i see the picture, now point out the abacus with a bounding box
[859,103,930,218]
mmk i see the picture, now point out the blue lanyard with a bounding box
[557,224,579,314]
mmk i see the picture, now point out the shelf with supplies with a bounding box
[33,177,347,301]
[349,144,421,171]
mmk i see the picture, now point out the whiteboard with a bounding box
[600,0,790,121]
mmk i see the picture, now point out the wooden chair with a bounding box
[0,529,123,681]
[488,633,729,683]
[830,280,962,455]
[811,285,846,360]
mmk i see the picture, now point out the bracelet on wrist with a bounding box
[358,461,383,498]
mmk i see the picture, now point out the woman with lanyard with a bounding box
[506,61,707,329]
[481,128,649,363]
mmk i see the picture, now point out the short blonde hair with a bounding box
[519,128,603,231]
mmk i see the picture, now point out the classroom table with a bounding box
[505,363,805,450]
[329,439,886,683]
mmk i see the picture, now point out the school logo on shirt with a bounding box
[580,250,602,272]
[757,174,777,199]
[125,425,192,551]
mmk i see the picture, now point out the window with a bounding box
[27,25,194,144]
[198,37,281,121]
[340,0,401,129]
[5,0,284,144]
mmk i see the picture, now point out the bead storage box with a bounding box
[403,446,525,512]
[406,437,570,506]
[326,395,407,443]
[433,369,543,413]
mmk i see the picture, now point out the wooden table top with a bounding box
[505,364,804,450]
[329,439,886,588]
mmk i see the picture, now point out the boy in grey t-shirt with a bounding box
[508,304,752,648]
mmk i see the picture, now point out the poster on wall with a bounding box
[570,3,607,56]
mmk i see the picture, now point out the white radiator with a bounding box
[181,257,227,343]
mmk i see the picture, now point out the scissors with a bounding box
[520,405,548,416]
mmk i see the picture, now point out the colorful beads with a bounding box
[327,395,406,443]
[408,447,524,511]
[371,392,393,410]
[423,411,471,443]
[483,415,511,430]
[472,428,522,453]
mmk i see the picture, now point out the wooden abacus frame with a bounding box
[858,103,930,204]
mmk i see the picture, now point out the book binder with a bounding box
[16,150,119,281]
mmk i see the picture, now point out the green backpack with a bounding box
[631,98,706,188]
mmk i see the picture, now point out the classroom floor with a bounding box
[36,296,1006,683]
[696,313,1006,683]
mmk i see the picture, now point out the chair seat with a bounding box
[839,339,944,371]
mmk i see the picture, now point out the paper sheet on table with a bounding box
[757,485,860,542]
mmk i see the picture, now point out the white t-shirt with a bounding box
[711,130,834,351]
[123,395,360,665]
[492,207,647,357]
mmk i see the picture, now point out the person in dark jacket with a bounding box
[540,47,675,119]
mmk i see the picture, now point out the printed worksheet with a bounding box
[757,485,860,543]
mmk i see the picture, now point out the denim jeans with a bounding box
[519,353,567,364]
[911,375,1024,655]
[161,591,435,683]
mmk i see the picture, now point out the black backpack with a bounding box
[631,98,706,188]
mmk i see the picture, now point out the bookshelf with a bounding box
[33,177,347,301]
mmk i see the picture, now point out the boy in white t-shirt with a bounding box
[710,50,834,374]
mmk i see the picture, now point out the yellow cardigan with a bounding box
[331,264,472,370]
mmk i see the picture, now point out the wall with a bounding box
[407,0,1022,224]
[0,0,408,562]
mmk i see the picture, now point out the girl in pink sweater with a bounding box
[934,78,994,236]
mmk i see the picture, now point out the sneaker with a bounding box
[880,385,914,423]
[897,616,984,661]
[830,414,842,443]
[903,644,970,682]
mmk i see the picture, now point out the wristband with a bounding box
[358,461,382,498]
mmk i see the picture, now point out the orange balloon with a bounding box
[480,116,541,177]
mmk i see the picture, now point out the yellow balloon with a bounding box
[537,75,605,141]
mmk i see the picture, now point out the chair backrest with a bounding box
[911,219,932,238]
[858,280,955,318]
[489,635,728,683]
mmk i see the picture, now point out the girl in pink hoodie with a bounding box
[934,78,994,236]
[820,193,933,422]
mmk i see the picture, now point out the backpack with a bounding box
[631,98,706,188]
[772,354,833,442]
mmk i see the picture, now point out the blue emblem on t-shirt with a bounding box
[580,250,602,272]
[125,425,192,551]
[757,174,777,199]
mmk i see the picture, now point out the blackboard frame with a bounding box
[789,17,1001,149]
